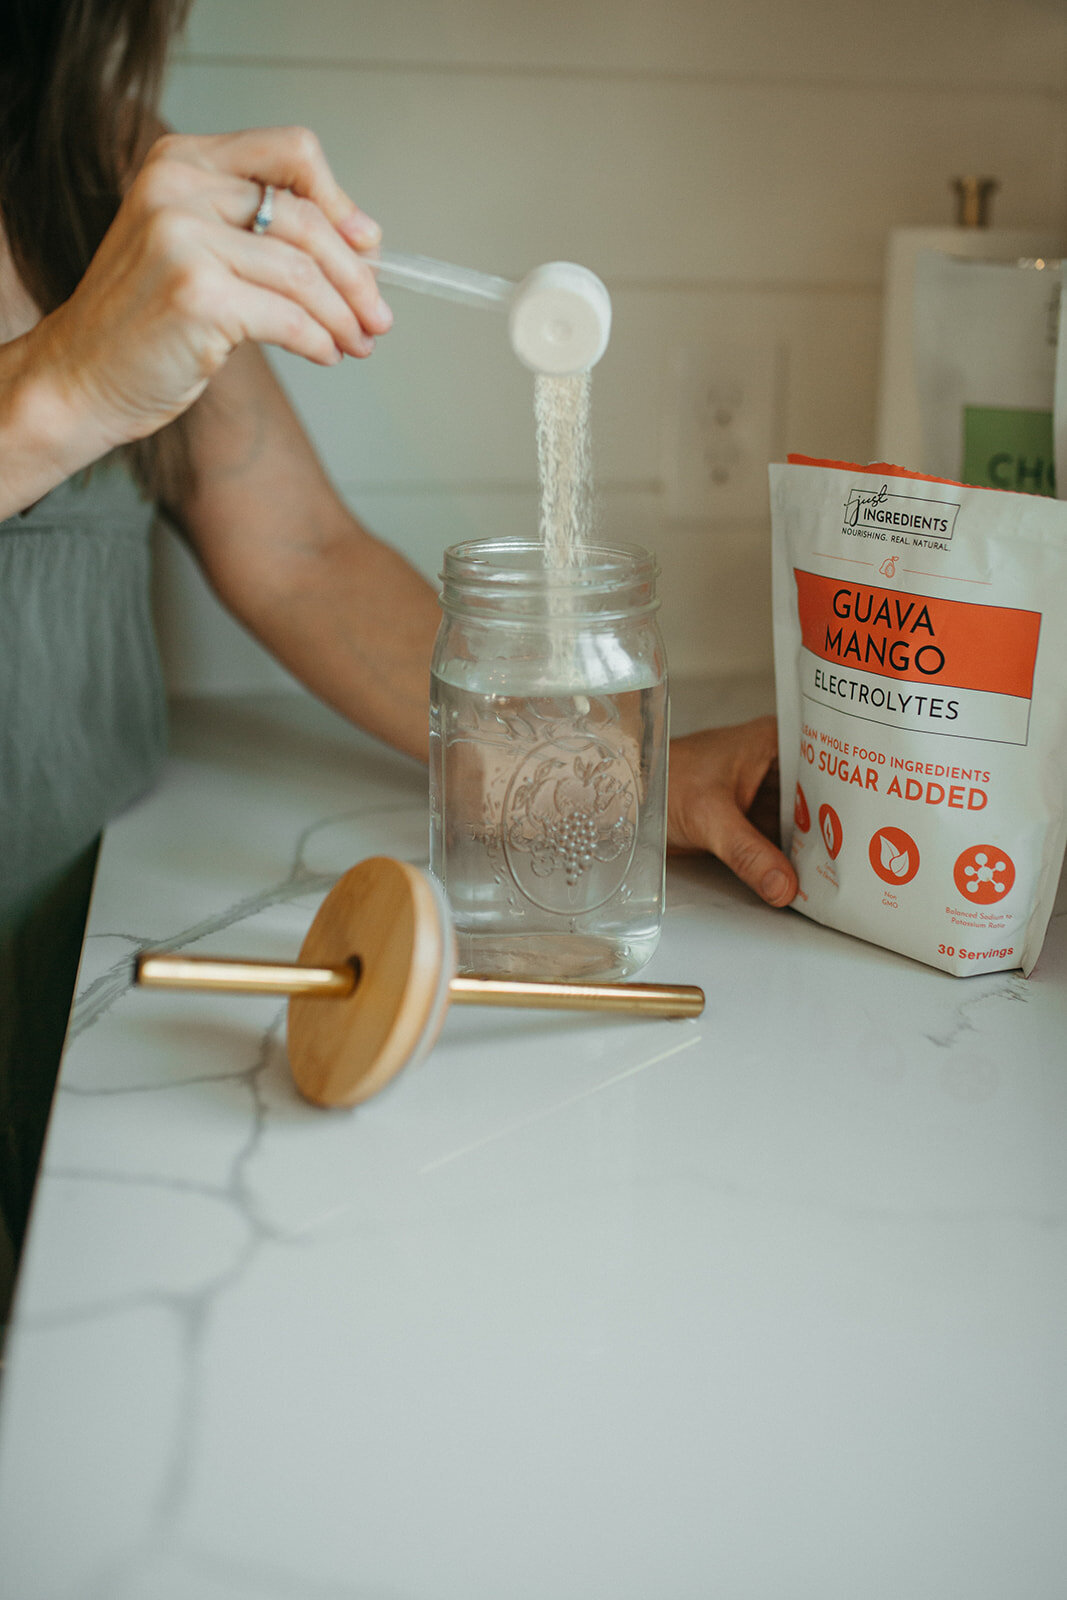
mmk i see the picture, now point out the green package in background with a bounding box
[963,405,1056,496]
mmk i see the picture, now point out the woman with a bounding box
[0,0,796,1294]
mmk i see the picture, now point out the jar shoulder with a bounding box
[431,614,666,696]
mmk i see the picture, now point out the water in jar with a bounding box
[430,672,667,982]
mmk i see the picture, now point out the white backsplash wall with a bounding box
[156,0,1067,695]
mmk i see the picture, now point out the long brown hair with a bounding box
[0,0,194,504]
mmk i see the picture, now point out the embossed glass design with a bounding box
[429,539,668,981]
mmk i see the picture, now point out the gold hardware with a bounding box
[952,176,998,229]
[135,953,357,998]
[135,953,703,1018]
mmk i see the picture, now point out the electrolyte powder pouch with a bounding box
[770,455,1067,976]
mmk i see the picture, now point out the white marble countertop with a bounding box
[1,687,1066,1600]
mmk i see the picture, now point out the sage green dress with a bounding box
[0,459,167,1297]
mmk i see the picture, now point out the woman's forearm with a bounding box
[209,510,441,763]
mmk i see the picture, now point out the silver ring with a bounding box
[250,183,275,235]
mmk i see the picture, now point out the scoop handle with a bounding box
[367,249,514,310]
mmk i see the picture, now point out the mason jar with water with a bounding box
[429,538,668,983]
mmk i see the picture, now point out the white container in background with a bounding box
[875,179,1063,471]
[912,254,1061,489]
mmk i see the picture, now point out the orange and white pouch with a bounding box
[770,455,1067,976]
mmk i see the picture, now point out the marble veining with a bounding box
[1,691,1066,1600]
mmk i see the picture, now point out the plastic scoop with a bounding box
[368,249,612,374]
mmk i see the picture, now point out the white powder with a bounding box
[534,371,595,568]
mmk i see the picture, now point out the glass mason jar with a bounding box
[429,538,669,982]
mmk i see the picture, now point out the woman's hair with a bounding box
[0,0,195,504]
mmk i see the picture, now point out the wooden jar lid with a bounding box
[288,856,455,1107]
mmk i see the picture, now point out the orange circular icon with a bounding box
[794,783,811,833]
[868,825,920,886]
[818,803,843,859]
[953,844,1016,905]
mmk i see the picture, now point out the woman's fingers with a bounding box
[666,719,799,907]
[151,126,381,246]
[209,126,374,237]
[222,228,377,357]
[141,134,393,344]
[700,793,797,907]
[150,128,361,232]
[239,186,392,338]
[225,279,347,367]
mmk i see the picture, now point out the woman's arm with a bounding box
[172,339,440,762]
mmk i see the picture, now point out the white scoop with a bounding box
[367,249,611,374]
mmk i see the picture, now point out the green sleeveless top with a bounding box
[0,459,167,1287]
[0,457,167,930]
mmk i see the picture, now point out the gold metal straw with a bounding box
[449,975,704,1017]
[136,954,356,997]
[135,953,704,1018]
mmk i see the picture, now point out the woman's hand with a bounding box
[30,125,391,456]
[667,716,798,907]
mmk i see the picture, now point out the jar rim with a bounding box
[440,537,659,593]
[438,537,660,624]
